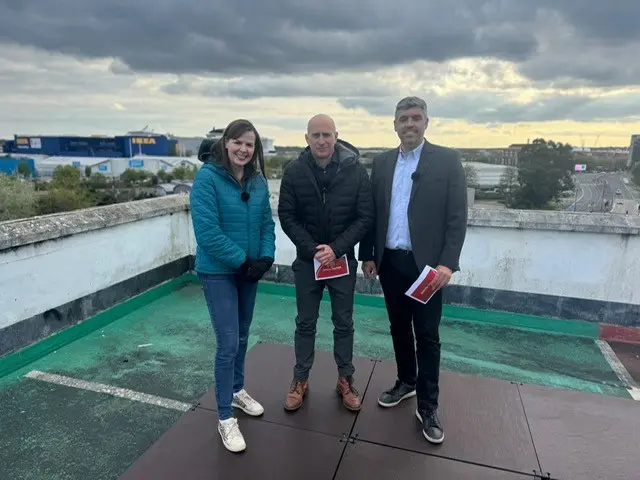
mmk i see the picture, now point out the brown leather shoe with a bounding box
[284,379,308,411]
[336,376,361,411]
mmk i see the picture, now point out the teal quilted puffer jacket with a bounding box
[190,158,276,275]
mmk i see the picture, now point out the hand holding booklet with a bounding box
[314,254,349,280]
[405,264,440,304]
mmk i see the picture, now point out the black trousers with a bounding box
[291,256,358,381]
[378,248,443,412]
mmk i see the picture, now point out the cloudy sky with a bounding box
[1,1,640,148]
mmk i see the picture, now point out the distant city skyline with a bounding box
[1,2,640,149]
[2,130,635,152]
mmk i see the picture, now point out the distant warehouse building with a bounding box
[135,155,200,171]
[35,157,114,177]
[0,156,38,177]
[110,155,200,177]
[3,132,179,158]
[34,155,199,178]
[463,161,517,189]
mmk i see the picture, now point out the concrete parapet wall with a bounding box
[459,211,640,306]
[1,196,638,356]
[0,197,194,356]
[0,195,191,251]
[466,207,640,235]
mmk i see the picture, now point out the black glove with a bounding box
[240,258,252,275]
[243,257,274,283]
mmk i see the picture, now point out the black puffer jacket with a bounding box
[278,140,374,262]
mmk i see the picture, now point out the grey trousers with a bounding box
[291,256,358,381]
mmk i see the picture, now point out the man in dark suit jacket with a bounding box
[358,96,468,444]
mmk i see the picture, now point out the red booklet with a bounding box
[405,265,440,304]
[314,255,349,280]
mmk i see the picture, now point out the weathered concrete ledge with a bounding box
[0,195,190,251]
[467,208,640,235]
[272,199,640,234]
[3,195,639,253]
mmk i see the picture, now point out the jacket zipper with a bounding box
[305,158,352,245]
[225,169,252,263]
[246,177,251,258]
[322,162,347,242]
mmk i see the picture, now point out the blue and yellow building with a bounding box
[3,133,178,158]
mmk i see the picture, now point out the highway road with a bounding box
[569,173,637,213]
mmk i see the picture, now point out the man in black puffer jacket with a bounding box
[278,113,373,413]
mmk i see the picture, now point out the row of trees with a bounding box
[1,164,197,221]
[503,139,575,209]
[2,138,637,221]
[117,165,197,185]
[1,166,93,221]
[464,139,577,210]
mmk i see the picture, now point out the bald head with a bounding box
[307,113,336,133]
[305,113,338,163]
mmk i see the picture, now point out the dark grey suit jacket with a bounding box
[358,139,468,273]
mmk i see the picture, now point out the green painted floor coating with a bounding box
[0,380,182,480]
[0,278,631,479]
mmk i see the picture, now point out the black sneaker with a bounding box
[377,380,416,407]
[415,408,444,444]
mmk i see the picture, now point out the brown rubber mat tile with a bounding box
[335,441,538,479]
[119,407,346,480]
[519,383,640,480]
[196,341,375,437]
[351,360,540,475]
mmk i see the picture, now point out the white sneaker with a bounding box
[232,389,264,416]
[218,417,246,452]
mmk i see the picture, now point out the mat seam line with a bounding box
[346,357,378,439]
[331,358,379,480]
[516,383,548,479]
[352,436,541,478]
[347,363,542,477]
[192,407,353,442]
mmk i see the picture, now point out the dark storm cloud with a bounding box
[549,1,640,43]
[0,0,539,76]
[339,91,640,123]
[520,42,640,89]
[1,1,639,86]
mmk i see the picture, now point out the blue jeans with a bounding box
[199,273,258,420]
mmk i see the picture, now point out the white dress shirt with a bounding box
[385,139,424,250]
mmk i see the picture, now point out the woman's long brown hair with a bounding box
[212,119,265,178]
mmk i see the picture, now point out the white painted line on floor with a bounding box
[596,340,640,401]
[24,370,192,411]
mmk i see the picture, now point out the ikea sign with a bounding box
[131,137,156,144]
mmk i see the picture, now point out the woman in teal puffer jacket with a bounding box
[190,119,276,453]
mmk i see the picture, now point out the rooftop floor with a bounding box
[0,275,638,479]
